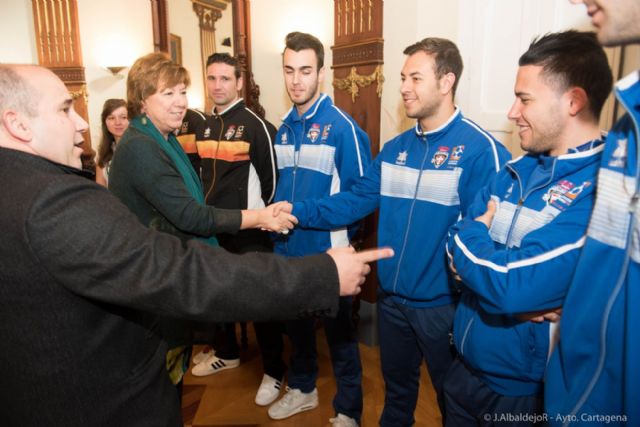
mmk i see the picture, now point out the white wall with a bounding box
[381,0,461,145]
[2,0,38,63]
[251,0,334,127]
[457,0,593,153]
[77,0,153,146]
[169,0,204,111]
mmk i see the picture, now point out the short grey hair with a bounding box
[0,64,39,118]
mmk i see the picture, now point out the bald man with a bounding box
[0,64,392,426]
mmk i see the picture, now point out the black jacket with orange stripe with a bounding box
[177,100,278,252]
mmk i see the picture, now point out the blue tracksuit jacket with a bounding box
[293,108,510,307]
[546,72,640,426]
[272,94,372,256]
[447,140,604,397]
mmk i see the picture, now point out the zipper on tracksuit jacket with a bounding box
[391,134,431,297]
[461,159,556,356]
[503,159,557,247]
[205,114,225,201]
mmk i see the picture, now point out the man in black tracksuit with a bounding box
[177,53,287,406]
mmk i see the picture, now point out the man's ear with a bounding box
[439,72,456,96]
[567,86,589,116]
[236,75,244,92]
[1,110,33,143]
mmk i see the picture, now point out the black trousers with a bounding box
[443,358,544,427]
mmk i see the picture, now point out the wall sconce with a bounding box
[221,37,232,47]
[106,66,127,76]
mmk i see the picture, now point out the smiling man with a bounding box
[282,37,510,426]
[444,31,612,426]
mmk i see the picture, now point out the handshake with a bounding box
[250,201,394,297]
[254,201,297,234]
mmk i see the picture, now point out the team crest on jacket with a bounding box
[543,180,591,211]
[432,146,450,168]
[225,125,236,140]
[281,133,288,144]
[180,121,189,133]
[204,127,211,138]
[307,123,321,142]
[235,125,245,140]
[396,151,408,166]
[449,145,465,165]
[609,138,627,168]
[321,124,332,141]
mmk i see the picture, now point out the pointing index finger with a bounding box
[354,247,395,263]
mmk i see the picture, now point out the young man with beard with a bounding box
[445,31,612,426]
[267,32,372,427]
[281,38,510,426]
[545,1,640,425]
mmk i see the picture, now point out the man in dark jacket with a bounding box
[0,63,392,427]
[183,53,288,407]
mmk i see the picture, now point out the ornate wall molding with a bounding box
[150,0,169,52]
[332,0,383,305]
[192,2,223,32]
[332,38,383,67]
[232,0,265,118]
[50,66,85,83]
[333,65,384,103]
[31,0,93,168]
[190,0,227,112]
[336,0,382,40]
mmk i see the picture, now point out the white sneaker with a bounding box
[255,374,283,406]
[192,345,215,365]
[330,413,359,427]
[191,354,240,377]
[267,387,318,420]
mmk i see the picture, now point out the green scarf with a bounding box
[130,115,218,247]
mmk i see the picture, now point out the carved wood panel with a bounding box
[31,0,93,169]
[191,0,224,113]
[333,0,383,304]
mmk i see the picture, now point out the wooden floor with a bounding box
[182,323,442,427]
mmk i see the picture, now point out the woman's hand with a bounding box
[240,204,298,233]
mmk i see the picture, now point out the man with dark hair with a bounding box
[281,37,510,426]
[0,63,392,426]
[284,31,325,68]
[545,1,640,425]
[445,30,612,426]
[176,52,288,406]
[266,32,372,427]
